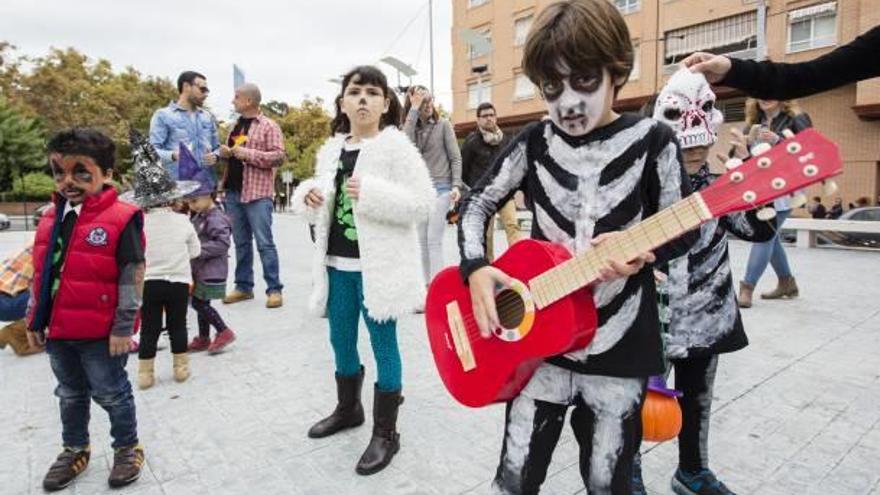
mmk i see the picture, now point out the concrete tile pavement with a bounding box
[1,215,878,494]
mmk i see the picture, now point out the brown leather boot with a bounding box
[738,282,754,308]
[761,276,799,299]
[0,320,42,356]
[308,367,365,438]
[356,386,403,476]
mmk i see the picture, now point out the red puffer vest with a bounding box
[29,187,143,340]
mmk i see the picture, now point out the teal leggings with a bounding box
[327,267,401,392]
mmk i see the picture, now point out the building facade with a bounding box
[451,0,880,207]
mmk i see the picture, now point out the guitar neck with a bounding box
[529,194,713,309]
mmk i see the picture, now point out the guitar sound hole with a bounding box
[495,289,525,329]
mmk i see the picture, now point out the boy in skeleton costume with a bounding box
[456,2,697,493]
[633,69,775,495]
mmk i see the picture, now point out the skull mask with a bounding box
[653,69,723,149]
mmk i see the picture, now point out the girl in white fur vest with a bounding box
[291,66,433,476]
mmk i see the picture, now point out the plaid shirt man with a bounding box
[224,113,285,203]
[0,244,34,296]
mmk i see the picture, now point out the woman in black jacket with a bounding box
[733,98,812,307]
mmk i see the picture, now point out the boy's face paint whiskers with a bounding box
[542,68,614,137]
[49,153,108,204]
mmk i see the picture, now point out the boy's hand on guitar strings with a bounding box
[467,266,513,339]
[591,232,656,281]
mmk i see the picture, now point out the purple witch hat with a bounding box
[178,143,217,197]
[647,375,682,398]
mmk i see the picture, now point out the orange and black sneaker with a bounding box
[42,447,90,491]
[108,444,145,488]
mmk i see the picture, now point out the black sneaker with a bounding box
[108,444,145,488]
[42,447,90,491]
[672,468,736,495]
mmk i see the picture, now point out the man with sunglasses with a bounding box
[149,71,220,179]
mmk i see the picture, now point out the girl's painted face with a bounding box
[186,195,215,212]
[540,66,614,137]
[49,153,108,205]
[341,79,389,132]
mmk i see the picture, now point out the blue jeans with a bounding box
[0,291,29,321]
[46,339,138,449]
[327,268,401,391]
[225,190,283,294]
[744,209,793,285]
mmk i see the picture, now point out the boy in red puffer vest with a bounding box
[27,128,146,491]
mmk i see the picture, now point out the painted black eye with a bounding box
[663,108,682,121]
[540,80,563,101]
[702,101,714,112]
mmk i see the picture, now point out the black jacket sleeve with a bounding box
[721,26,880,100]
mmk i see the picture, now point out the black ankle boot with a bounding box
[307,367,365,438]
[356,386,403,476]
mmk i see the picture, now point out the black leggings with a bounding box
[191,296,229,338]
[139,280,189,359]
[672,354,719,472]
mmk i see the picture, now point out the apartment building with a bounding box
[450,0,880,206]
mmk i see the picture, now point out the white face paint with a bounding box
[542,68,614,137]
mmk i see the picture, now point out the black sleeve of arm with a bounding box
[116,214,145,268]
[646,125,698,266]
[722,26,880,100]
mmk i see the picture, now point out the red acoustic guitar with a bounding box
[426,129,842,407]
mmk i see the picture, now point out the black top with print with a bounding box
[225,117,255,193]
[326,148,360,259]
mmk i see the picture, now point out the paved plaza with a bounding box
[1,214,879,495]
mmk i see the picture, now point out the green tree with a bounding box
[12,171,54,200]
[274,97,331,180]
[0,97,46,192]
[0,44,176,176]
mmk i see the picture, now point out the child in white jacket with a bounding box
[292,65,433,476]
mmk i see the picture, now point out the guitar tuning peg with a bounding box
[781,129,795,139]
[789,193,808,209]
[757,207,777,221]
[751,142,772,156]
[724,157,743,170]
[823,180,839,196]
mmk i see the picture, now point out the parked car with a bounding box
[32,203,52,228]
[825,207,880,248]
[0,213,10,231]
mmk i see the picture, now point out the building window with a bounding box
[469,30,492,59]
[468,0,489,8]
[630,43,640,80]
[468,81,492,109]
[717,97,746,122]
[664,11,758,66]
[787,2,837,53]
[614,0,640,15]
[514,16,533,46]
[514,73,535,100]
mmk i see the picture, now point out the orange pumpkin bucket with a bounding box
[641,375,682,442]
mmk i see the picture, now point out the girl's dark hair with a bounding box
[402,84,440,124]
[330,66,401,135]
[47,128,116,172]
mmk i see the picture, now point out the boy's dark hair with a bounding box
[47,128,116,172]
[476,102,496,117]
[522,0,633,96]
[330,65,402,135]
[177,71,206,93]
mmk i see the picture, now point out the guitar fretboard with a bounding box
[529,194,711,309]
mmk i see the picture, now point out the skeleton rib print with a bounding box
[458,115,695,375]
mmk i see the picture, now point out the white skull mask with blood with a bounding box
[653,69,723,149]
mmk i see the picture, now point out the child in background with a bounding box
[178,144,236,353]
[124,133,201,389]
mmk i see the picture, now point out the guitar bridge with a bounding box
[446,301,476,372]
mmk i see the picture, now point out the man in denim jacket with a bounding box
[149,71,220,179]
